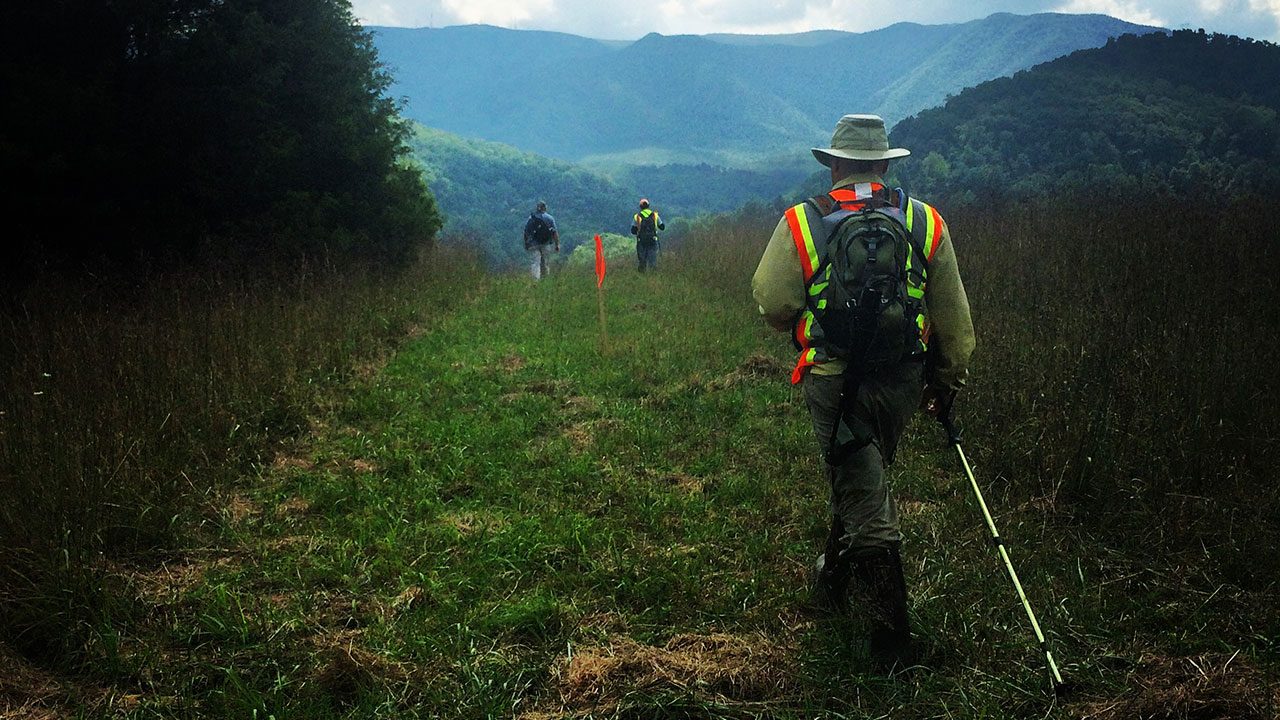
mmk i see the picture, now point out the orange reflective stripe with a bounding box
[791,349,818,384]
[793,312,808,346]
[925,205,944,260]
[829,183,884,206]
[786,205,819,280]
[791,313,819,384]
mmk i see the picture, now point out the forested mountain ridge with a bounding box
[405,124,638,267]
[371,13,1161,165]
[889,29,1280,201]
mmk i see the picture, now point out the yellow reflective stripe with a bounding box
[809,266,830,297]
[794,204,820,277]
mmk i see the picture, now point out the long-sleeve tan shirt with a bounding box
[751,173,975,390]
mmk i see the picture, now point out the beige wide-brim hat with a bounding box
[811,114,910,166]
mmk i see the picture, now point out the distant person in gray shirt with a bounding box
[630,198,665,273]
[523,200,559,280]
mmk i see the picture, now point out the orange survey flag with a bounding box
[594,234,606,287]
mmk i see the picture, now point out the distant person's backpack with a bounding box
[636,210,658,242]
[804,189,929,373]
[527,212,553,247]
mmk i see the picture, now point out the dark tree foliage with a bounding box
[889,30,1280,203]
[0,0,441,284]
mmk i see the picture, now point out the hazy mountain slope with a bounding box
[874,13,1161,123]
[404,124,638,267]
[889,29,1280,200]
[371,13,1161,163]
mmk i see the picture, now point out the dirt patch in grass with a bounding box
[560,419,621,450]
[706,354,791,390]
[1075,652,1279,720]
[665,472,704,494]
[223,492,260,523]
[275,496,313,517]
[561,395,599,417]
[497,354,526,372]
[272,452,316,473]
[311,630,411,704]
[0,643,64,718]
[737,354,791,378]
[527,379,572,396]
[391,586,426,613]
[348,458,379,474]
[315,593,385,630]
[898,499,943,517]
[126,556,233,603]
[440,510,509,536]
[0,642,142,718]
[265,534,319,552]
[534,631,794,715]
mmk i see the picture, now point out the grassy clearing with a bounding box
[4,198,1279,718]
[0,250,480,684]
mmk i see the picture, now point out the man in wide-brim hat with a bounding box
[752,113,975,671]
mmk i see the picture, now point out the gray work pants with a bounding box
[528,243,554,280]
[636,240,658,272]
[802,363,923,552]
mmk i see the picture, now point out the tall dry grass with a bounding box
[0,249,480,663]
[954,197,1278,548]
[672,192,1280,585]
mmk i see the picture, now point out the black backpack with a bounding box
[636,211,658,242]
[527,213,553,246]
[805,190,927,374]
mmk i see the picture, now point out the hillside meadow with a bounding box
[2,193,1277,718]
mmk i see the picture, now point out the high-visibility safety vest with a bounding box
[634,208,661,240]
[785,182,946,384]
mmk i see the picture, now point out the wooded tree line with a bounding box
[0,0,441,286]
[888,30,1280,203]
[406,124,639,268]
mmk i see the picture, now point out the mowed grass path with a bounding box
[141,262,1269,718]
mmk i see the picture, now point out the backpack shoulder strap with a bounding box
[808,194,837,216]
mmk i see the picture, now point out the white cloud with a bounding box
[442,0,555,26]
[1053,0,1167,26]
[349,0,1279,42]
[1249,0,1280,15]
[351,1,406,26]
[646,0,826,35]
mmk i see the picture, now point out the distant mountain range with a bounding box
[404,25,1280,269]
[371,12,1163,166]
[889,29,1280,200]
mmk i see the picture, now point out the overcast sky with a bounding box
[351,0,1280,42]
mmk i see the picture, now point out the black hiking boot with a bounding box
[811,518,851,612]
[811,552,851,612]
[851,544,917,672]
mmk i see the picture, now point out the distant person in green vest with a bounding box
[630,198,665,273]
[751,114,975,671]
[523,200,559,281]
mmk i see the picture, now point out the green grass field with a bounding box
[3,204,1278,718]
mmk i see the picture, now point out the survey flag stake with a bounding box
[594,234,608,346]
[594,234,606,287]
